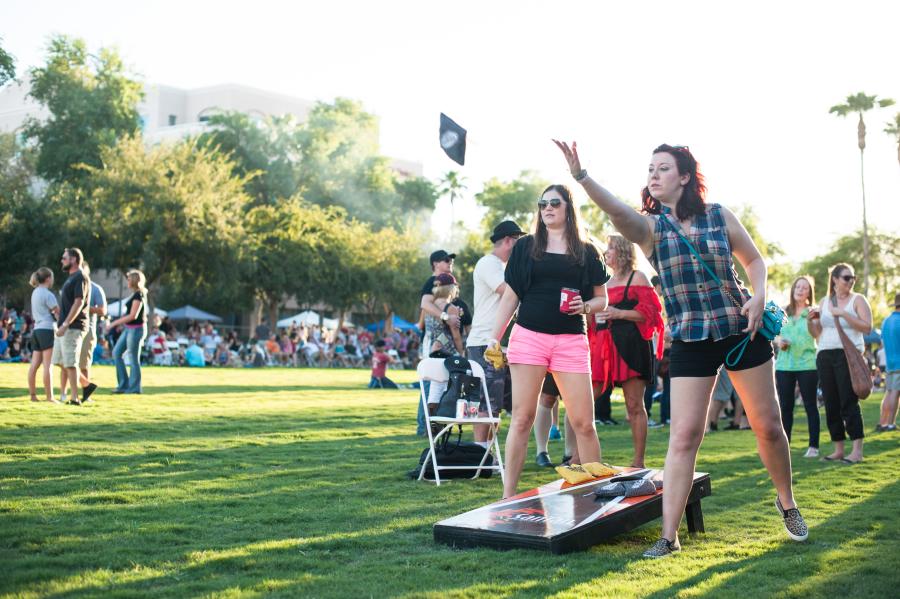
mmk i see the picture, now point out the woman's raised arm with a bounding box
[553,140,654,253]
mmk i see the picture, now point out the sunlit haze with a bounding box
[3,0,898,262]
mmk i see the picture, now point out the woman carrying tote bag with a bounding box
[807,263,873,465]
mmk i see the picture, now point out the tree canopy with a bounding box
[198,112,302,206]
[24,35,143,184]
[0,38,15,86]
[67,135,252,301]
[0,133,59,302]
[799,229,900,323]
[476,170,545,235]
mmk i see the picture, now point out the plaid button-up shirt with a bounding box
[650,204,751,342]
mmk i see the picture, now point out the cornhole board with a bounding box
[434,468,710,554]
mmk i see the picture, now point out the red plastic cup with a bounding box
[560,287,580,313]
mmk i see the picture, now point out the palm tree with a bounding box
[438,170,468,236]
[829,92,895,295]
[438,170,467,206]
[886,112,900,168]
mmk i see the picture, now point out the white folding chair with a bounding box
[417,358,505,485]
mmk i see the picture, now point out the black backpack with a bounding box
[435,356,482,418]
[407,429,494,480]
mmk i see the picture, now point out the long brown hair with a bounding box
[786,275,815,317]
[827,263,855,298]
[531,184,593,264]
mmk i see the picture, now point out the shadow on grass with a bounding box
[642,477,900,599]
[143,384,398,395]
[3,391,896,598]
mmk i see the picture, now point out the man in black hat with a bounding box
[416,249,472,435]
[465,221,525,445]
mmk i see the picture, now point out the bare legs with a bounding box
[729,361,797,509]
[622,377,648,467]
[553,371,601,465]
[27,349,55,402]
[503,365,599,498]
[503,364,548,498]
[660,360,798,543]
[533,393,557,457]
[660,375,716,541]
[880,389,899,427]
[59,366,69,402]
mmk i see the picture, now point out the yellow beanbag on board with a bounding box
[555,464,595,484]
[581,462,620,478]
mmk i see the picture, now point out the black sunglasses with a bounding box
[537,198,563,209]
[839,274,856,282]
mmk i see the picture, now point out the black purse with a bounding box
[609,271,653,380]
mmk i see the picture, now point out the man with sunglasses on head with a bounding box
[466,221,526,445]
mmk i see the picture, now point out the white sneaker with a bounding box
[803,447,819,458]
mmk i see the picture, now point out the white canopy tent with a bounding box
[277,310,321,328]
[276,311,352,330]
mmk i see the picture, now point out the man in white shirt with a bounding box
[466,221,525,443]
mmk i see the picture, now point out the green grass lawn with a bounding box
[1,364,898,598]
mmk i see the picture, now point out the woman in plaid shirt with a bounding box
[554,141,808,557]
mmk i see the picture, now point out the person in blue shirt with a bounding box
[877,293,900,431]
[185,340,206,367]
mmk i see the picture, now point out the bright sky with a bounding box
[4,0,898,263]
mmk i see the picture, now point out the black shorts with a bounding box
[541,373,560,396]
[669,333,773,378]
[31,329,55,352]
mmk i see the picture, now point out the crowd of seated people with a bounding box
[127,316,422,370]
[1,305,421,370]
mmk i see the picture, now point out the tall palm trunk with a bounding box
[857,113,870,295]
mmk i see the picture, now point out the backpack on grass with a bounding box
[407,428,494,480]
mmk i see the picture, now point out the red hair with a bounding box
[640,144,707,221]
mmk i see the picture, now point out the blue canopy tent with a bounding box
[365,315,419,333]
[166,304,223,323]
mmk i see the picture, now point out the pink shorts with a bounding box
[506,324,591,374]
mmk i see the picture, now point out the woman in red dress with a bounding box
[588,234,664,467]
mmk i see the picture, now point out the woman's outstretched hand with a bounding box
[552,140,582,178]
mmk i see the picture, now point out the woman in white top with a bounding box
[27,267,60,403]
[807,263,872,464]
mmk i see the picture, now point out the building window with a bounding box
[168,114,177,126]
